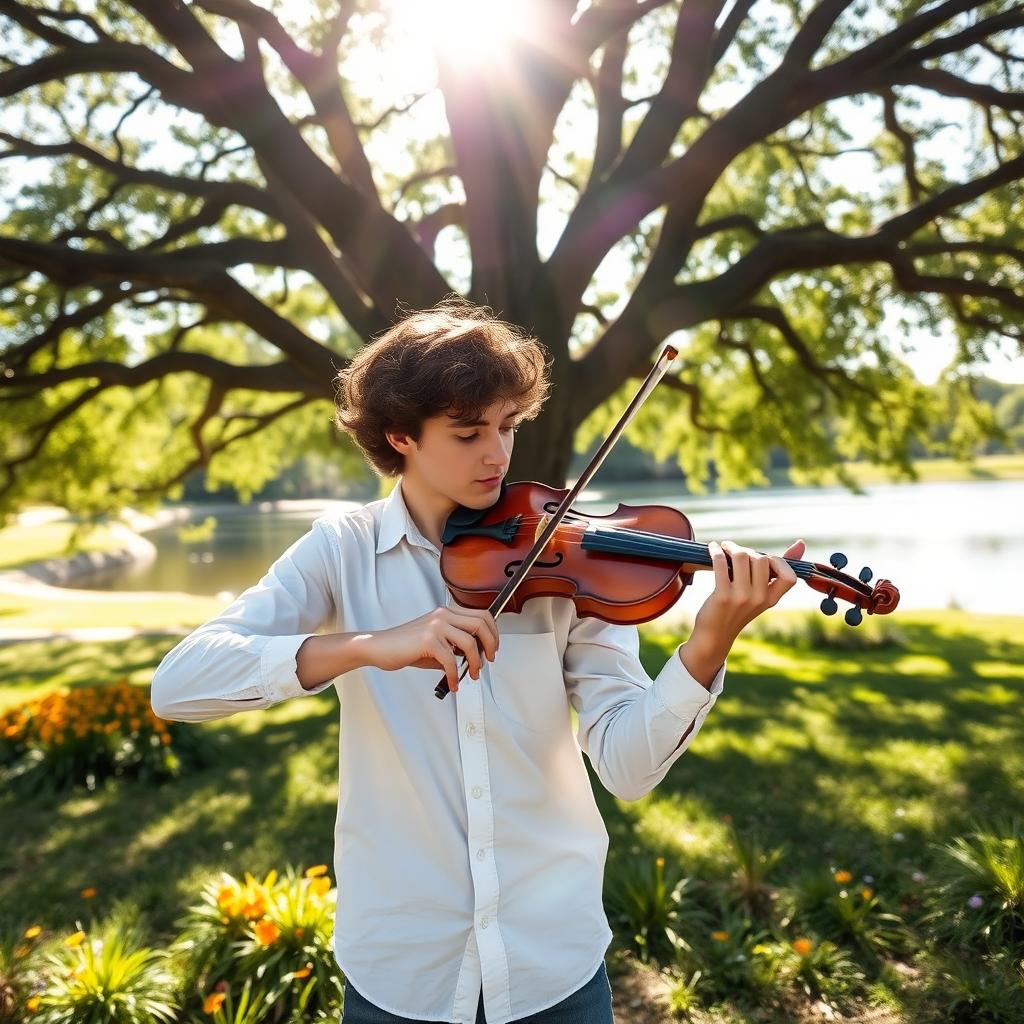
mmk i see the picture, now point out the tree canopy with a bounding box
[1,0,1022,523]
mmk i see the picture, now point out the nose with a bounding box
[485,432,511,470]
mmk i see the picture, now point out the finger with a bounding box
[434,643,460,692]
[708,540,731,590]
[750,552,771,601]
[721,541,750,597]
[447,608,498,660]
[765,554,798,605]
[782,538,806,559]
[445,626,483,680]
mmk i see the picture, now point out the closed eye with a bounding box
[457,425,519,442]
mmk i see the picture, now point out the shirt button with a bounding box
[480,915,489,929]
[466,723,477,736]
[476,848,486,860]
[471,786,482,798]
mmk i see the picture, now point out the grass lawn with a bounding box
[0,521,127,572]
[2,609,1021,978]
[0,586,226,634]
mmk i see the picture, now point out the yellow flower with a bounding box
[833,870,853,884]
[861,887,874,900]
[15,945,31,958]
[216,885,236,908]
[254,919,281,945]
[305,864,329,878]
[203,991,227,1014]
[65,931,86,947]
[26,995,41,1012]
[793,938,814,956]
[23,925,42,939]
[309,876,331,897]
[711,930,730,941]
[81,887,97,899]
[655,856,665,868]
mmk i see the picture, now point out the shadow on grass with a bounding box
[2,615,1023,955]
[1,634,342,940]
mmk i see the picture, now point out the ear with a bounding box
[385,430,413,456]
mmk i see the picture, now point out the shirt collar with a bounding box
[376,478,439,555]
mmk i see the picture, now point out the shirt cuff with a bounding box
[652,642,726,722]
[260,634,336,703]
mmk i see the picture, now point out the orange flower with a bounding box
[23,925,42,939]
[216,885,236,908]
[711,930,730,941]
[254,919,281,946]
[861,888,874,900]
[833,870,853,884]
[26,995,41,1013]
[65,931,86,947]
[203,991,227,1014]
[293,965,313,979]
[81,887,97,899]
[15,945,31,958]
[793,938,814,956]
[309,876,331,897]
[305,864,329,878]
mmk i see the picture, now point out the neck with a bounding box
[396,474,457,550]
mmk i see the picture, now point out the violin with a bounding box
[432,347,900,700]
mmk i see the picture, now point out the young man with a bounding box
[150,297,804,1024]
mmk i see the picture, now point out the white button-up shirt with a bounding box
[150,481,726,1023]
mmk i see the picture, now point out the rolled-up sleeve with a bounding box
[150,519,339,723]
[563,613,725,802]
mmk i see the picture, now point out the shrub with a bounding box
[0,680,212,794]
[720,821,784,922]
[925,949,1024,1023]
[790,866,910,964]
[603,851,710,965]
[919,816,1024,954]
[171,865,344,1022]
[26,918,179,1024]
[0,925,44,1023]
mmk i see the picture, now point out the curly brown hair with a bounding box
[333,296,553,477]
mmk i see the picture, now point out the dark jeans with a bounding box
[340,962,614,1024]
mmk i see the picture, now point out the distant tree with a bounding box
[1,1,1022,523]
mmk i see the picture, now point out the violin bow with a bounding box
[434,344,679,699]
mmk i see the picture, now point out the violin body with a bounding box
[442,480,698,624]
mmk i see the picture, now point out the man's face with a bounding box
[393,398,521,507]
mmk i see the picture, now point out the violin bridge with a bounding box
[534,512,552,547]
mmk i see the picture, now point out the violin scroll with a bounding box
[806,549,900,626]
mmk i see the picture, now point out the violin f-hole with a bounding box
[505,553,564,578]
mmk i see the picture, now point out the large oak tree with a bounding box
[1,0,1021,522]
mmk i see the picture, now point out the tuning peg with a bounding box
[845,606,863,626]
[820,587,838,616]
[829,551,848,570]
[858,566,873,583]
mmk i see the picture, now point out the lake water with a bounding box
[81,478,1024,617]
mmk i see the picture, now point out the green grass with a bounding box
[0,521,127,571]
[2,608,1021,959]
[793,452,1024,488]
[0,588,226,633]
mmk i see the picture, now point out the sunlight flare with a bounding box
[385,0,538,66]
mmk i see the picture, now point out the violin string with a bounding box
[474,513,821,575]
